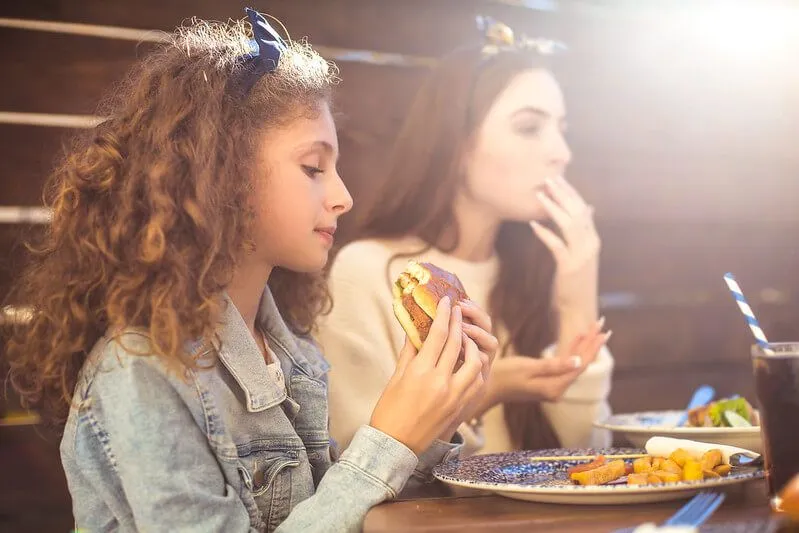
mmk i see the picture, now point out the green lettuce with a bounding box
[707,397,753,427]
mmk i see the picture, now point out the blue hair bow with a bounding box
[244,7,287,73]
[230,8,287,97]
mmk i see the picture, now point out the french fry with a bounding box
[701,450,723,471]
[670,448,692,468]
[714,464,732,477]
[651,457,665,470]
[633,457,653,474]
[682,460,703,482]
[570,460,627,486]
[567,455,606,476]
[651,470,681,483]
[661,459,683,475]
[627,473,649,486]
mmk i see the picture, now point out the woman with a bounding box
[318,19,614,455]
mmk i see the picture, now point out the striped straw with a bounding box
[723,273,774,355]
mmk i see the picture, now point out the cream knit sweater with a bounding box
[316,237,614,455]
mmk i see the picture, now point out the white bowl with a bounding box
[595,410,763,454]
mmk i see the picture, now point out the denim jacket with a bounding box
[60,288,462,532]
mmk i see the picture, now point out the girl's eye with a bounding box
[302,165,324,178]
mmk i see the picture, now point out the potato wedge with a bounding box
[651,470,682,483]
[633,457,653,474]
[661,459,683,475]
[701,450,723,471]
[682,460,703,482]
[703,469,721,479]
[670,448,692,468]
[713,464,732,477]
[647,474,664,484]
[627,473,649,486]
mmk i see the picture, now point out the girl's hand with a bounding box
[370,298,489,455]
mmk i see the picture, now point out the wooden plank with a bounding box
[0,28,153,114]
[0,0,561,57]
[0,125,71,204]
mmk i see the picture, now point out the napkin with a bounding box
[645,436,758,464]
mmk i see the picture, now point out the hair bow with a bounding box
[244,7,288,74]
[475,15,567,56]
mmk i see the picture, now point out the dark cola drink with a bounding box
[752,343,799,497]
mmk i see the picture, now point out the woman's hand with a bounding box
[531,176,600,339]
[473,318,611,415]
[370,297,490,455]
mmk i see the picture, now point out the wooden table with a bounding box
[365,480,790,532]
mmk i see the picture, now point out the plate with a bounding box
[432,447,763,505]
[594,411,763,454]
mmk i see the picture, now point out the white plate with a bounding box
[433,448,764,505]
[595,410,763,454]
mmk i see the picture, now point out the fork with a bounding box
[663,491,726,527]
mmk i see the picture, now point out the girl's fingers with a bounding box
[417,296,452,366]
[437,304,464,373]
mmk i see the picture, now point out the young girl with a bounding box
[318,18,614,456]
[4,10,495,532]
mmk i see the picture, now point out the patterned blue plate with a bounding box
[433,447,764,505]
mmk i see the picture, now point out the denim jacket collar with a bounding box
[255,286,329,380]
[215,287,329,413]
[216,290,286,412]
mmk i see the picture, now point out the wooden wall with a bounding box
[1,1,798,528]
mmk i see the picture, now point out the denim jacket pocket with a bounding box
[237,445,301,528]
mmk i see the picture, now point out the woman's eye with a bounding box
[302,165,324,178]
[516,123,542,137]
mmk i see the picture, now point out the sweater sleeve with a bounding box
[539,344,615,448]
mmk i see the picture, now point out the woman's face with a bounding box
[461,68,571,222]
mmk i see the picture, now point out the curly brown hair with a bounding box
[4,17,339,428]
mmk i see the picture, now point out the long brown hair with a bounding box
[4,18,338,428]
[356,46,560,450]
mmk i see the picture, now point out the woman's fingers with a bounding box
[530,221,567,262]
[545,175,589,216]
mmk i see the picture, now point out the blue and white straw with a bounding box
[723,272,774,355]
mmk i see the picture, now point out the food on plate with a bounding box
[686,397,760,428]
[570,460,627,486]
[392,260,469,349]
[568,447,734,487]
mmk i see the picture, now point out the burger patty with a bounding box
[402,294,433,340]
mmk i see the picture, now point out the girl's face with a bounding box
[461,68,572,222]
[252,102,353,273]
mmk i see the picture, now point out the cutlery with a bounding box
[675,385,716,427]
[664,491,726,526]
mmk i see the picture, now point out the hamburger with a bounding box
[392,261,469,349]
